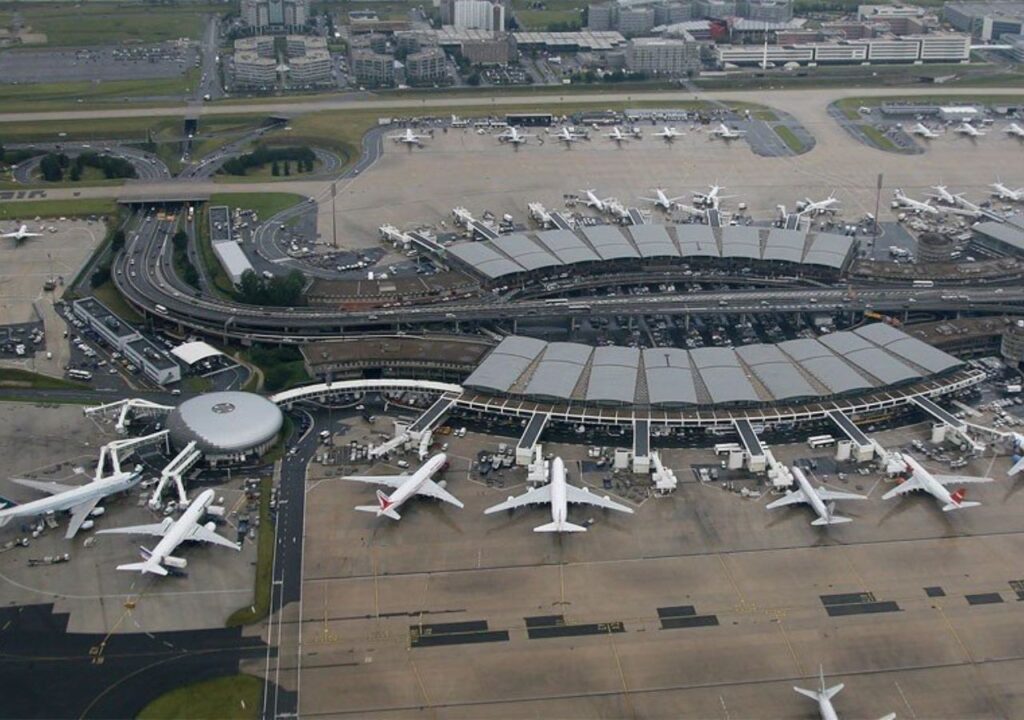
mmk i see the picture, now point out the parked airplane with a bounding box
[693,184,732,209]
[766,467,866,525]
[345,452,462,520]
[605,199,630,221]
[796,192,840,216]
[0,468,143,539]
[991,181,1024,202]
[1,224,43,243]
[710,123,745,140]
[1008,433,1024,476]
[389,128,428,146]
[498,126,533,145]
[605,126,632,144]
[98,489,239,576]
[927,185,962,205]
[640,188,686,211]
[954,122,985,138]
[652,126,683,141]
[554,126,586,144]
[1005,122,1024,139]
[892,188,940,216]
[794,666,896,720]
[882,451,992,511]
[484,457,632,532]
[581,188,612,213]
[911,123,941,139]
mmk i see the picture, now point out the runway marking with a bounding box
[894,679,918,719]
[408,655,436,717]
[719,694,731,720]
[607,629,636,720]
[717,553,746,605]
[937,603,975,665]
[775,616,805,678]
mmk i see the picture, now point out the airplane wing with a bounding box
[932,474,994,486]
[815,488,867,502]
[415,479,464,509]
[484,485,552,514]
[766,489,808,509]
[98,517,174,537]
[1009,456,1024,476]
[10,478,78,495]
[343,474,407,489]
[882,476,924,499]
[187,523,242,550]
[65,497,101,539]
[564,484,633,513]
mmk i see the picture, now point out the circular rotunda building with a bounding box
[166,391,283,463]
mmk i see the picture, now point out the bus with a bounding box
[912,280,934,288]
[67,369,93,381]
[714,442,742,456]
[807,434,836,449]
[154,304,168,315]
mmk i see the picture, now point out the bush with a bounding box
[220,146,316,177]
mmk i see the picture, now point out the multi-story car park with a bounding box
[72,298,181,386]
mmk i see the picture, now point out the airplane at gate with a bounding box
[484,456,632,533]
[1,224,43,243]
[345,452,462,520]
[882,451,992,511]
[911,123,940,139]
[389,128,428,146]
[710,123,745,140]
[766,467,866,526]
[640,188,686,212]
[652,126,682,141]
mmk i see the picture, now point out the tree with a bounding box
[172,230,188,252]
[271,161,280,176]
[69,164,82,181]
[91,265,111,288]
[283,161,291,176]
[111,229,126,252]
[39,154,63,182]
[467,71,481,86]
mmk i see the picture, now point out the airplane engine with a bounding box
[164,555,188,569]
[206,505,226,518]
[81,520,95,531]
[204,521,217,532]
[436,480,447,489]
[90,506,106,517]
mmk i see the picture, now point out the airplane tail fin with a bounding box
[116,559,168,576]
[355,490,402,520]
[534,520,587,533]
[943,488,980,511]
[812,515,853,526]
[823,683,844,700]
[793,686,820,701]
[943,500,981,512]
[1008,455,1024,477]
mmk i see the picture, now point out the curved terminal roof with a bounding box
[167,391,283,455]
[445,222,856,281]
[462,324,960,407]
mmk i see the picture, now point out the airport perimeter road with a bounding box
[8,142,170,182]
[1,86,1022,125]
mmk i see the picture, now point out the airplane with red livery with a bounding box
[345,452,463,520]
[882,451,992,511]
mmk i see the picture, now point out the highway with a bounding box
[9,142,170,183]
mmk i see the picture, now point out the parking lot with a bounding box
[0,43,199,85]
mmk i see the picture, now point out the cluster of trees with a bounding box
[0,144,37,167]
[171,230,200,289]
[237,269,305,307]
[220,146,316,177]
[39,152,137,182]
[249,345,305,392]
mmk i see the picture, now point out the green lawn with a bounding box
[226,475,276,627]
[12,2,220,46]
[753,110,778,122]
[137,675,262,720]
[858,124,899,152]
[837,93,1024,114]
[0,368,87,390]
[209,193,306,223]
[773,124,805,153]
[93,276,145,324]
[0,198,116,221]
[0,70,200,112]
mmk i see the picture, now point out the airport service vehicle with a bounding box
[639,188,686,212]
[793,667,896,720]
[388,128,428,146]
[765,467,866,526]
[1,224,43,243]
[484,456,633,533]
[0,468,143,538]
[100,489,239,575]
[882,451,992,511]
[807,435,835,449]
[345,452,462,520]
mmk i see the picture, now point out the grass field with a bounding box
[0,70,199,113]
[773,124,805,153]
[512,0,583,29]
[137,674,262,720]
[10,2,220,46]
[93,276,144,323]
[0,368,86,390]
[226,474,276,627]
[209,193,306,222]
[753,110,778,122]
[836,93,1024,114]
[859,124,899,152]
[0,198,116,221]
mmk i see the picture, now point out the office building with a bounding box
[241,0,308,32]
[858,3,925,20]
[587,2,616,30]
[72,298,181,386]
[285,35,332,84]
[697,0,737,19]
[351,48,397,86]
[654,1,694,24]
[742,0,793,22]
[716,32,970,65]
[234,51,278,86]
[1006,32,1024,60]
[405,46,448,82]
[945,1,1024,39]
[440,0,457,24]
[454,0,505,31]
[617,7,657,35]
[234,36,275,57]
[626,35,701,73]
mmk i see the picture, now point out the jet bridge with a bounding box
[85,398,174,434]
[627,208,648,226]
[517,412,549,466]
[827,410,877,462]
[96,430,169,480]
[733,419,767,472]
[408,395,456,437]
[912,396,985,453]
[549,212,574,231]
[150,440,202,508]
[633,419,650,474]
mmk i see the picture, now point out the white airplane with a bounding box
[927,185,962,205]
[1007,433,1024,476]
[910,123,941,139]
[991,181,1024,202]
[498,126,533,145]
[652,126,683,142]
[1004,122,1024,139]
[581,188,612,213]
[766,467,866,526]
[389,128,428,146]
[605,126,632,144]
[98,489,239,576]
[604,199,630,221]
[710,123,745,140]
[484,457,632,533]
[892,188,940,216]
[0,468,143,539]
[640,188,686,212]
[796,192,840,216]
[1,224,43,243]
[693,184,732,209]
[954,122,985,138]
[345,452,462,520]
[554,126,586,144]
[882,451,993,511]
[794,666,896,720]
